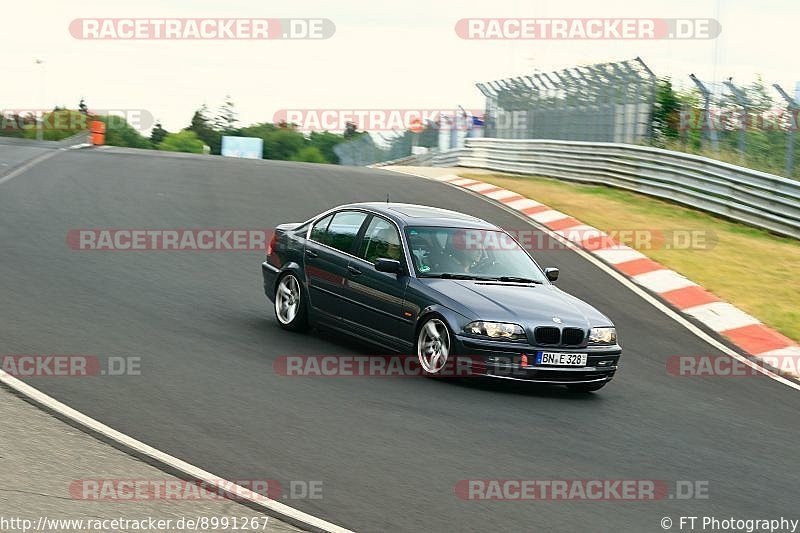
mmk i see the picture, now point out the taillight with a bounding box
[266,231,278,257]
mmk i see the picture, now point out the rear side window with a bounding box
[309,214,333,244]
[326,211,368,254]
[358,217,403,263]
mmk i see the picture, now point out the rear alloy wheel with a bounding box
[274,273,308,331]
[567,381,608,393]
[417,317,451,376]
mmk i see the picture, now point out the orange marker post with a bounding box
[89,120,106,145]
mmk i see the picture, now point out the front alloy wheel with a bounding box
[417,318,451,375]
[275,273,307,331]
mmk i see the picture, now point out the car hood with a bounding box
[420,279,612,329]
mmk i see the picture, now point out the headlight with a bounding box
[588,327,617,345]
[464,321,526,341]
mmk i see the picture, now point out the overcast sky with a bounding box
[3,0,798,133]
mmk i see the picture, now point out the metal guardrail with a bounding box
[371,154,418,167]
[372,150,442,168]
[373,149,468,168]
[420,138,800,239]
[432,149,467,167]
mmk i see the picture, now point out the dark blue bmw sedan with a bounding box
[262,203,621,391]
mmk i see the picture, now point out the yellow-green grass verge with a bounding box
[461,172,800,343]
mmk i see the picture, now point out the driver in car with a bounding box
[444,240,486,273]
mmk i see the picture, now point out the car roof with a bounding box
[342,202,499,230]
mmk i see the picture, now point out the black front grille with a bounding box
[535,327,560,345]
[562,328,585,346]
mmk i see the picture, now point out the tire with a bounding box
[416,316,452,377]
[567,381,608,393]
[274,273,308,331]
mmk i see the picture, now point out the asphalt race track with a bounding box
[1,143,798,532]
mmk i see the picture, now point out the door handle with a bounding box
[347,265,362,276]
[305,249,318,259]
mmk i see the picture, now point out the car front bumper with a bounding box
[452,334,621,384]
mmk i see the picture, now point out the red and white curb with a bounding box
[391,170,800,379]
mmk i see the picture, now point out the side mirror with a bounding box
[374,258,404,274]
[544,267,559,282]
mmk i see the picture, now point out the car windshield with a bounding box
[405,226,547,283]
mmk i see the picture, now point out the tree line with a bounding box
[3,82,797,177]
[0,97,365,164]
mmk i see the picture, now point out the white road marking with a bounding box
[0,149,62,186]
[683,302,761,332]
[553,225,601,240]
[484,189,519,201]
[632,269,696,293]
[759,346,800,357]
[465,182,497,192]
[0,370,353,533]
[504,197,542,210]
[528,209,569,224]
[592,246,648,265]
[0,142,355,532]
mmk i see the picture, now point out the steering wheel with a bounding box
[469,257,499,274]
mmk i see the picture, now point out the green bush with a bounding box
[308,131,344,163]
[290,146,327,163]
[262,127,306,160]
[23,109,88,141]
[99,115,152,149]
[158,130,204,153]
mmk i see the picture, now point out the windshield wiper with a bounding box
[494,276,543,284]
[420,273,542,283]
[420,273,489,280]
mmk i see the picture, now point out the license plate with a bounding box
[536,352,587,367]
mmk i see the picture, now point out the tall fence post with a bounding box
[773,83,798,178]
[636,57,657,145]
[723,79,750,158]
[690,74,719,152]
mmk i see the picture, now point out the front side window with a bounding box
[326,211,368,254]
[358,217,403,263]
